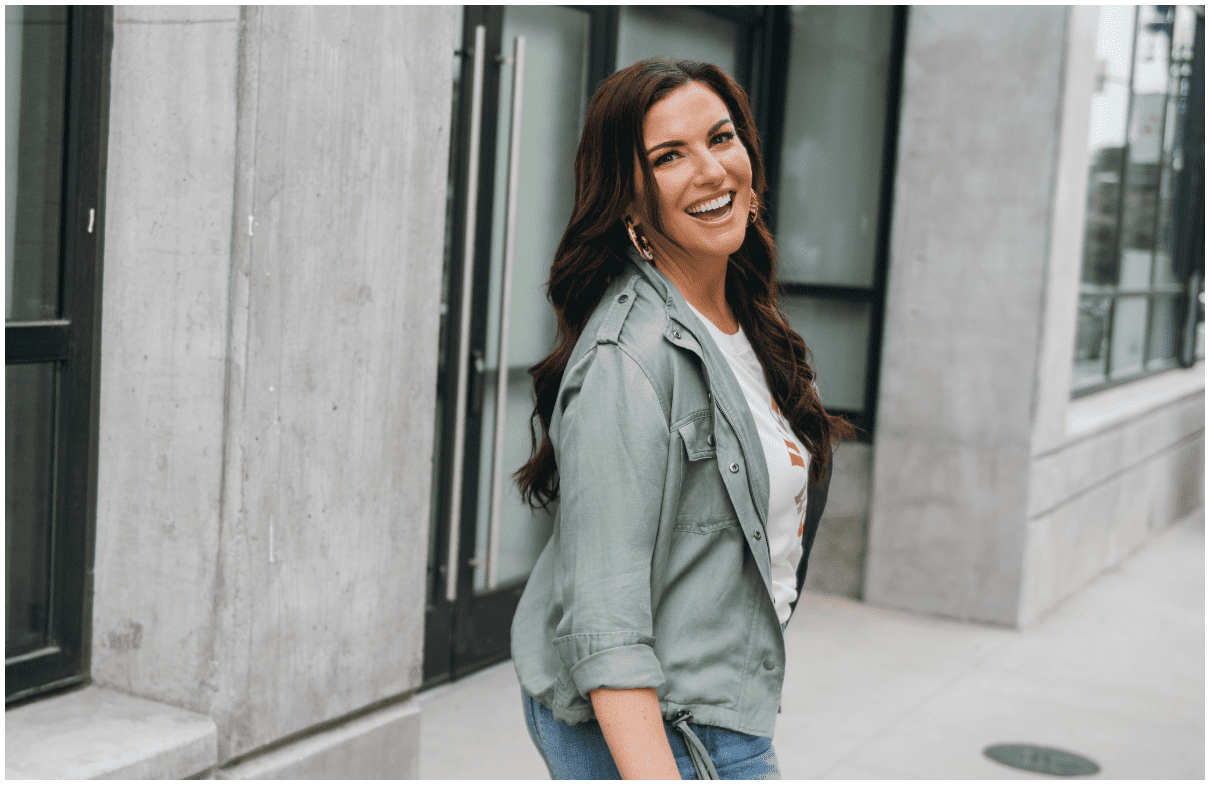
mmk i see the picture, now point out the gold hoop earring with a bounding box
[625,216,655,261]
[748,194,760,227]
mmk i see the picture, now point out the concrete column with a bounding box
[92,5,455,776]
[211,5,453,763]
[865,7,1068,626]
[93,4,241,709]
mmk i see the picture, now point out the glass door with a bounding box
[424,5,769,688]
[424,6,592,685]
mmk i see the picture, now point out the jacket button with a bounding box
[618,294,628,303]
[728,462,739,473]
[673,329,682,339]
[763,658,775,671]
[754,529,762,540]
[706,434,715,446]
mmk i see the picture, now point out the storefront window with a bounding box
[1073,5,1204,392]
[6,3,68,666]
[6,6,107,703]
[772,5,904,435]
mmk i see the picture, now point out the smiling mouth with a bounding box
[686,192,733,222]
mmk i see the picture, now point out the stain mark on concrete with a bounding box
[108,619,144,652]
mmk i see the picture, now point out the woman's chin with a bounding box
[660,217,748,262]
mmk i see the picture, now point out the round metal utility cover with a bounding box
[983,744,1100,777]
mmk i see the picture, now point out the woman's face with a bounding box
[633,81,754,265]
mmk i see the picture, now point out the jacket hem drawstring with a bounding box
[670,710,719,780]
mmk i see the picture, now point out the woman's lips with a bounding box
[686,192,734,222]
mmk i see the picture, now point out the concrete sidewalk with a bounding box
[417,513,1204,779]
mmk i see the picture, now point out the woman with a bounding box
[511,58,853,780]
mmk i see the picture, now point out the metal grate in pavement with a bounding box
[983,743,1100,776]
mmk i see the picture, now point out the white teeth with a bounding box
[688,193,732,214]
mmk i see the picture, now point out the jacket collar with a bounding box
[622,247,771,533]
[624,247,703,353]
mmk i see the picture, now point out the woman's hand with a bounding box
[590,687,681,779]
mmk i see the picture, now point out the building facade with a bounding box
[6,5,1203,778]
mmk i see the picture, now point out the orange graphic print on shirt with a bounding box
[783,439,805,469]
[770,396,808,537]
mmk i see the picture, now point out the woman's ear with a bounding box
[623,201,642,228]
[626,187,655,226]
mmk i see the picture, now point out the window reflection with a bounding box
[1073,5,1202,392]
[775,6,892,288]
[5,363,56,659]
[5,5,67,323]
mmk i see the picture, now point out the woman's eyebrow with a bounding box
[645,117,734,156]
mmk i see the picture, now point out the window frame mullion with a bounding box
[6,4,109,705]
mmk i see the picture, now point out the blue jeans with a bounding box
[521,688,780,780]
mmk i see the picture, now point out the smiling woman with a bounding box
[509,58,853,780]
[630,82,754,335]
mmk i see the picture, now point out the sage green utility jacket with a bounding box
[511,248,832,738]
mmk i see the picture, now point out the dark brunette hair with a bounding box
[516,58,854,508]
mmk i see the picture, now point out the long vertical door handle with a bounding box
[487,36,526,590]
[447,25,487,602]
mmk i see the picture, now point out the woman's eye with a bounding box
[712,131,735,146]
[653,150,680,167]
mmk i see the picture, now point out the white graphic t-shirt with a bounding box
[686,303,810,625]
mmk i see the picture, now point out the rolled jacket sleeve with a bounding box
[551,343,670,699]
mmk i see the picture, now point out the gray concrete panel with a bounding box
[115,5,238,24]
[1029,5,1099,454]
[92,5,240,710]
[1021,435,1204,623]
[867,7,1068,625]
[1030,391,1204,519]
[210,6,454,760]
[5,686,217,779]
[805,442,872,599]
[216,700,420,779]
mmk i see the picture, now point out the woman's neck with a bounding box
[651,246,738,336]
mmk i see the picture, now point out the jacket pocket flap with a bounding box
[677,415,715,461]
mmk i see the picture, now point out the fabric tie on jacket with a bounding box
[670,711,719,779]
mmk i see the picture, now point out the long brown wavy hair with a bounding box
[516,58,854,508]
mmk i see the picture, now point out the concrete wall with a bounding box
[211,6,452,763]
[1020,5,1205,625]
[1022,380,1203,623]
[865,6,1068,626]
[805,442,872,599]
[87,4,455,776]
[93,2,240,713]
[865,5,1204,628]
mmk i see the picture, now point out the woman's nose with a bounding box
[692,148,727,185]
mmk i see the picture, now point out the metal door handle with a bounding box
[446,24,487,602]
[486,35,526,591]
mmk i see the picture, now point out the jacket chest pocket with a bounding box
[674,413,739,533]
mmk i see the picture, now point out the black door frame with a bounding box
[6,5,110,704]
